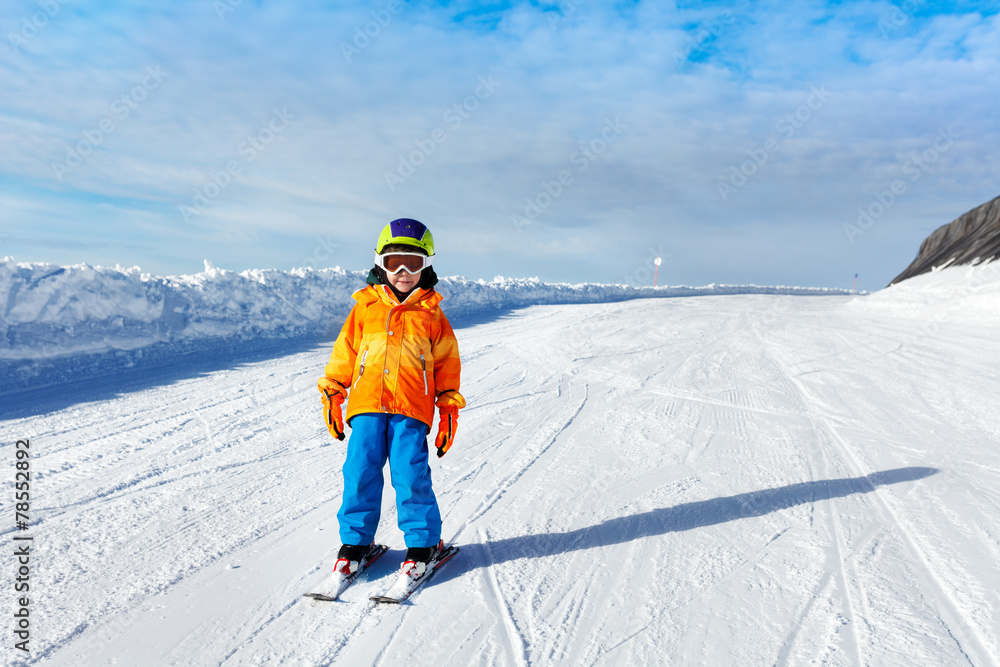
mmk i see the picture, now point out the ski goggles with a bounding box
[374,251,433,275]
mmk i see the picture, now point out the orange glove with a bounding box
[319,381,347,441]
[434,406,459,458]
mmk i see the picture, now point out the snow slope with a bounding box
[2,265,999,666]
[850,258,1000,323]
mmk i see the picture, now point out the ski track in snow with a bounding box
[3,289,1000,666]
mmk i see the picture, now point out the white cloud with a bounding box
[1,1,997,290]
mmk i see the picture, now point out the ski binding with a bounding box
[370,544,459,604]
[304,543,388,602]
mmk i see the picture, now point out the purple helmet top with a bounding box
[389,218,427,240]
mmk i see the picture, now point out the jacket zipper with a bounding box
[420,353,428,396]
[354,349,369,389]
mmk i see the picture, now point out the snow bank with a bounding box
[0,259,362,362]
[846,259,1000,323]
[0,257,849,365]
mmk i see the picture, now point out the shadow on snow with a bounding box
[0,310,522,420]
[442,467,939,580]
[0,334,329,420]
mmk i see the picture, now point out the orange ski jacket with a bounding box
[319,284,465,428]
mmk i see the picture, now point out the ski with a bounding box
[303,543,388,602]
[370,544,459,604]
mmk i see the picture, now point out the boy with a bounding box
[318,218,465,587]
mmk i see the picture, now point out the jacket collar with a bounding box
[353,284,442,308]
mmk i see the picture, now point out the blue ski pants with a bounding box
[338,413,442,549]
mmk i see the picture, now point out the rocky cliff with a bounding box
[890,195,1000,285]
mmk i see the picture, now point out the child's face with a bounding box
[386,267,421,294]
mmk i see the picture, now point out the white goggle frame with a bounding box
[374,251,433,275]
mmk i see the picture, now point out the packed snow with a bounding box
[2,262,998,666]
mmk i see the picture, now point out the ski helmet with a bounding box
[375,218,435,256]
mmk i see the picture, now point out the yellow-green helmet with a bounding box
[375,218,435,256]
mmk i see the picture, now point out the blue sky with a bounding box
[1,1,998,290]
